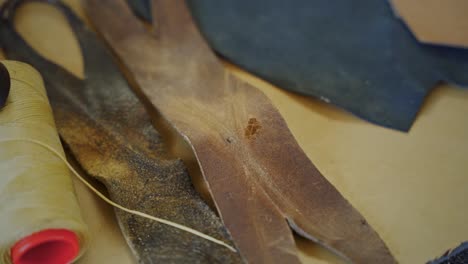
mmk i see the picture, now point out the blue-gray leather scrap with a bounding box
[127,0,152,22]
[188,0,468,131]
[428,242,468,264]
[128,0,468,131]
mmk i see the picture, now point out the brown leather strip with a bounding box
[85,0,396,263]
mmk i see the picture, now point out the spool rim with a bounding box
[11,229,79,264]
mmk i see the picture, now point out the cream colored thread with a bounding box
[0,137,237,253]
[0,61,88,264]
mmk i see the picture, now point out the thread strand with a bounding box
[0,137,237,253]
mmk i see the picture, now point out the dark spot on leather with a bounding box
[245,117,261,139]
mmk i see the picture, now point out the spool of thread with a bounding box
[0,61,89,264]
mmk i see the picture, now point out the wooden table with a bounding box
[2,1,467,263]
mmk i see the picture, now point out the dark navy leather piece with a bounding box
[127,0,152,23]
[428,242,468,264]
[179,0,468,131]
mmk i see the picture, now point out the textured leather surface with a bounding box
[88,0,396,263]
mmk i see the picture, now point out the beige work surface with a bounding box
[391,0,468,48]
[1,1,467,263]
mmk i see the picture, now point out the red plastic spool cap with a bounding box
[11,229,79,264]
